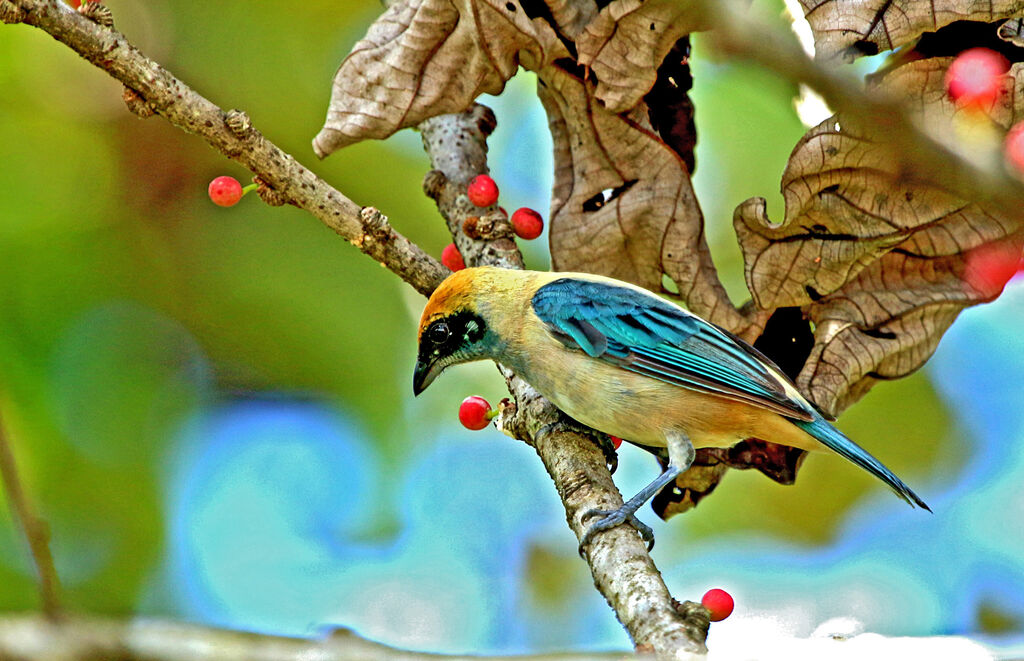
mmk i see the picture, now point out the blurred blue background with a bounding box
[0,0,1021,655]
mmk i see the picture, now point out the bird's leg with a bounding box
[578,431,695,555]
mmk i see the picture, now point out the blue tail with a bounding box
[792,415,931,511]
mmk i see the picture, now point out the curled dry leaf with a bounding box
[999,17,1024,47]
[799,240,1022,415]
[800,0,1024,60]
[537,62,745,330]
[653,440,806,519]
[576,0,707,113]
[312,0,568,158]
[539,0,600,40]
[735,58,1024,415]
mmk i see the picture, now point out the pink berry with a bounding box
[511,207,544,240]
[610,436,623,450]
[945,48,1009,111]
[459,396,493,431]
[441,243,466,271]
[208,176,243,207]
[1006,122,1024,174]
[701,588,734,622]
[467,174,499,207]
[964,240,1022,297]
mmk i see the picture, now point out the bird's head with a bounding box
[413,267,510,395]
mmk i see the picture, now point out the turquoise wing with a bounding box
[531,278,815,421]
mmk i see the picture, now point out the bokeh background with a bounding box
[0,0,1022,655]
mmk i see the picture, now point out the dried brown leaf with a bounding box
[653,440,806,519]
[999,17,1024,47]
[736,59,1021,310]
[576,0,706,113]
[736,58,1024,413]
[539,0,599,39]
[800,0,1024,60]
[313,0,567,157]
[537,63,746,330]
[798,241,1022,415]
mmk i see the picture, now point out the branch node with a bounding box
[360,206,392,240]
[0,0,24,23]
[77,1,114,28]
[121,86,155,118]
[253,176,286,207]
[225,109,252,137]
[672,599,711,644]
[471,104,497,137]
[462,211,513,240]
[422,169,447,201]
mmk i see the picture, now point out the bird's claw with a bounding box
[577,507,655,556]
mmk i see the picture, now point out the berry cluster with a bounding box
[442,174,547,271]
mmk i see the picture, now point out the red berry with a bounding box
[511,207,544,240]
[610,436,623,450]
[1006,122,1024,174]
[701,588,734,622]
[467,174,499,207]
[441,243,466,271]
[964,240,1022,297]
[68,0,82,6]
[208,176,243,207]
[945,48,1009,111]
[459,396,493,431]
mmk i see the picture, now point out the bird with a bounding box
[412,266,929,550]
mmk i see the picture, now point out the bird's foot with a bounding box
[578,506,655,556]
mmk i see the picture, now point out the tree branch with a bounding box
[0,0,446,297]
[0,408,61,620]
[417,106,709,657]
[0,613,638,661]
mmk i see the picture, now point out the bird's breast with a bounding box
[512,328,820,452]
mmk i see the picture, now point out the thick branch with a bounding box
[418,107,709,658]
[0,0,446,296]
[0,614,636,661]
[0,409,61,620]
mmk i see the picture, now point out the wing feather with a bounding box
[532,278,815,421]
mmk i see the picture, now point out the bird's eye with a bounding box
[428,322,451,345]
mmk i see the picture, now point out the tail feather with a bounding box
[792,415,931,511]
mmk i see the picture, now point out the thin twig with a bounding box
[0,408,61,620]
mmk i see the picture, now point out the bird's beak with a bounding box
[412,357,442,396]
